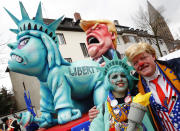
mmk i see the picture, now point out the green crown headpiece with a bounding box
[97,52,138,81]
[4,1,63,44]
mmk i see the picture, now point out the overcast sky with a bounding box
[0,0,180,91]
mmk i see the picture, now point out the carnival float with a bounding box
[5,2,152,131]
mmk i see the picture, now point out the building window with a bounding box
[122,36,130,44]
[134,36,139,42]
[158,39,163,45]
[136,37,142,42]
[80,43,89,57]
[116,27,121,32]
[163,51,167,55]
[128,36,136,43]
[57,33,66,44]
[147,39,152,45]
[141,37,147,42]
[64,58,72,63]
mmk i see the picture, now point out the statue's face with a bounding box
[8,34,47,76]
[86,23,115,59]
[109,72,128,93]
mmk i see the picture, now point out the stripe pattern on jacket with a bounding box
[137,62,180,131]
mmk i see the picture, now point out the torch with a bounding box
[127,92,152,131]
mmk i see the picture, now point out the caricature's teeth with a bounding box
[11,54,23,63]
[16,56,22,62]
[116,82,120,84]
[16,57,19,62]
[88,37,94,43]
[18,56,22,62]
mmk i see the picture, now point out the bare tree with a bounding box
[132,4,166,57]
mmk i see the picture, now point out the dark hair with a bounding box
[1,117,8,123]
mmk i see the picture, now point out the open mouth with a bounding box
[115,82,125,87]
[11,54,24,63]
[87,36,99,45]
[139,65,149,71]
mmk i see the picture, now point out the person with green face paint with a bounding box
[89,53,154,131]
[109,71,128,95]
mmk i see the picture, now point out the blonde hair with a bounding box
[125,42,156,62]
[80,20,117,49]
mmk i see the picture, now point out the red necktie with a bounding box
[151,77,167,108]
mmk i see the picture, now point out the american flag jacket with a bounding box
[137,58,180,131]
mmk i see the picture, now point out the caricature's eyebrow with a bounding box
[17,30,41,40]
[17,31,29,40]
[91,23,99,30]
[18,36,30,42]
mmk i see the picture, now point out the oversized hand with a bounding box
[34,112,58,128]
[17,111,57,128]
[17,111,34,127]
[58,108,81,124]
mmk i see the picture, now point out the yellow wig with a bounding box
[125,42,157,62]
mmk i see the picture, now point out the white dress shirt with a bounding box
[144,66,168,105]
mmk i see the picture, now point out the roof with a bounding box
[43,18,83,32]
[159,50,180,60]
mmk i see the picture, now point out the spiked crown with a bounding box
[98,53,136,77]
[97,52,138,90]
[4,2,63,44]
